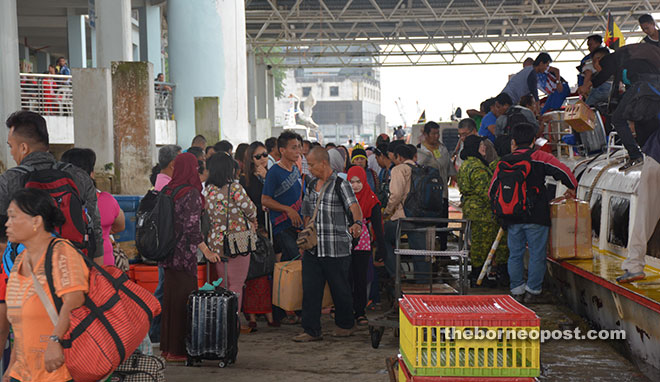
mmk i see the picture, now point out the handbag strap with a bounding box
[309,179,332,225]
[25,252,59,326]
[224,184,253,233]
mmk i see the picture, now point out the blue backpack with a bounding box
[403,164,445,218]
[3,242,23,273]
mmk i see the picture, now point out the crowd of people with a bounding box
[0,13,657,380]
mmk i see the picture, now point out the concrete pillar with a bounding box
[267,68,275,125]
[138,4,162,76]
[90,26,97,68]
[36,51,50,73]
[168,0,249,146]
[72,68,113,168]
[0,0,20,167]
[111,61,155,194]
[256,63,267,119]
[67,14,87,68]
[246,49,257,141]
[96,0,132,68]
[195,97,220,145]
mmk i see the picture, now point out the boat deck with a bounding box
[551,249,660,314]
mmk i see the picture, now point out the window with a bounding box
[330,86,339,96]
[608,196,629,247]
[591,194,601,238]
[302,87,311,97]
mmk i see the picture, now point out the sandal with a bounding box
[356,316,369,326]
[329,308,335,320]
[280,315,301,325]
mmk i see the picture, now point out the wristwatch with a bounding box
[49,335,61,344]
[353,220,363,227]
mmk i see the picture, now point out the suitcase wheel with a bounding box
[218,360,227,368]
[185,356,194,367]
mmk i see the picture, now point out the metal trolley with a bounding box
[369,217,470,349]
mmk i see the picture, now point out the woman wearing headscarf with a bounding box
[457,135,508,286]
[346,166,386,326]
[160,153,220,362]
[328,148,347,179]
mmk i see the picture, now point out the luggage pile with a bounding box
[398,295,540,381]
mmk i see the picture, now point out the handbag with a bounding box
[246,233,276,281]
[28,239,161,382]
[222,185,258,257]
[296,179,332,251]
[112,236,130,273]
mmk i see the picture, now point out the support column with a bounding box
[72,68,113,168]
[67,14,87,68]
[36,51,50,73]
[247,49,257,141]
[256,63,267,119]
[111,61,155,194]
[267,68,276,125]
[0,0,20,168]
[168,0,249,146]
[96,0,132,68]
[138,4,162,75]
[195,97,220,145]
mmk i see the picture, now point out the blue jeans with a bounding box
[585,82,611,107]
[507,224,549,295]
[149,265,165,342]
[541,82,570,114]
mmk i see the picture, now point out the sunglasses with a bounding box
[253,153,268,160]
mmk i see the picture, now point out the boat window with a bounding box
[646,221,660,259]
[591,194,601,238]
[607,196,629,247]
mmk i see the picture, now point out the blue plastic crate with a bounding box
[113,195,142,242]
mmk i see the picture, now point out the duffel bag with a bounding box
[32,239,161,382]
[110,352,166,382]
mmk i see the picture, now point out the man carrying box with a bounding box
[293,148,363,342]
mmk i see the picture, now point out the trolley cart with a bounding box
[369,217,470,349]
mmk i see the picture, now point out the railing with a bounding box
[20,73,73,116]
[155,82,175,120]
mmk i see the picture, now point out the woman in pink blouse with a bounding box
[205,153,258,316]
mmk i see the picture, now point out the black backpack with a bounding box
[489,150,534,221]
[135,185,189,261]
[403,164,444,218]
[505,106,529,133]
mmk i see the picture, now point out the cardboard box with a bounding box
[549,198,593,260]
[564,101,596,132]
[272,260,333,311]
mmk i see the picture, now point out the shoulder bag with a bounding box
[222,184,258,257]
[296,179,332,251]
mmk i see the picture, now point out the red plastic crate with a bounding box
[399,295,539,327]
[398,356,539,382]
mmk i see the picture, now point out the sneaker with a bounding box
[523,292,548,304]
[512,293,525,304]
[616,270,646,283]
[292,332,323,342]
[332,327,355,337]
[619,157,643,172]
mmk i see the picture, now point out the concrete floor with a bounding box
[162,297,650,382]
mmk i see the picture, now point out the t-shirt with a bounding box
[154,173,171,192]
[6,240,89,382]
[262,163,303,235]
[479,112,497,143]
[643,35,660,48]
[98,191,120,266]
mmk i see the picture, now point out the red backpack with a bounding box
[489,150,534,220]
[13,162,95,254]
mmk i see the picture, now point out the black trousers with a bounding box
[350,250,371,318]
[302,253,354,337]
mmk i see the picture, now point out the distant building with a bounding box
[275,52,386,144]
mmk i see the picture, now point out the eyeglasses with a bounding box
[253,153,268,160]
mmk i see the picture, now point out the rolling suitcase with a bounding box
[185,260,240,368]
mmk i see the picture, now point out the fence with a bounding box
[20,73,73,116]
[155,82,175,120]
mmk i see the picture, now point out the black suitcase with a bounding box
[185,261,239,368]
